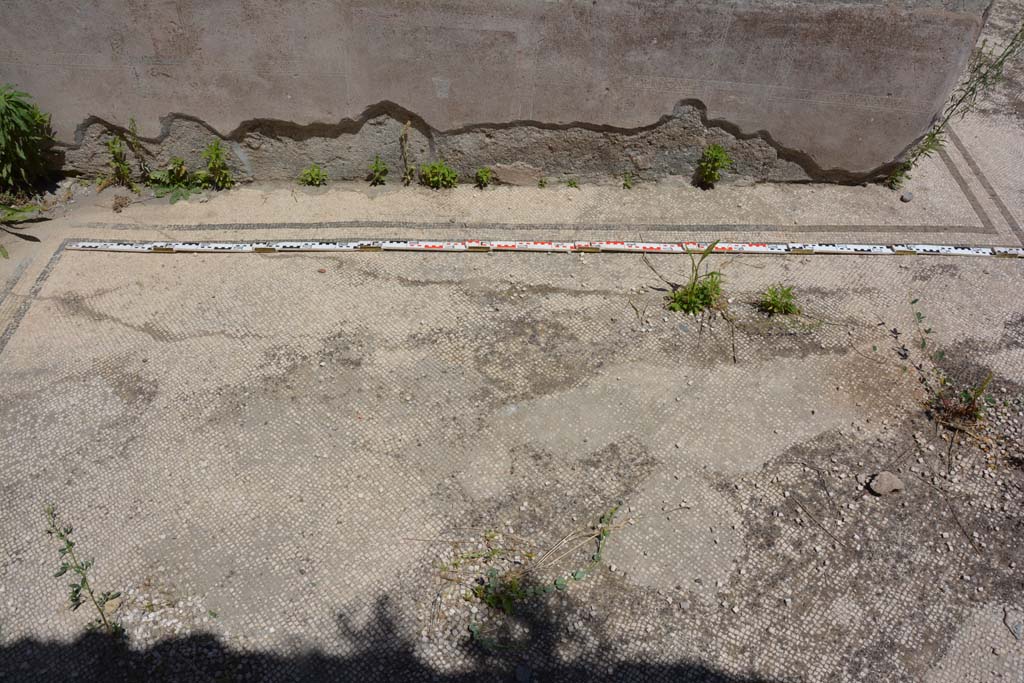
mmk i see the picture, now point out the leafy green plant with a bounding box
[537,177,548,188]
[298,163,328,187]
[45,505,122,636]
[887,23,1024,189]
[147,157,196,204]
[565,178,579,189]
[758,284,800,316]
[1,202,43,259]
[622,171,634,189]
[474,167,493,189]
[0,85,51,193]
[419,159,458,189]
[199,139,233,190]
[98,137,136,192]
[666,241,723,314]
[368,155,389,186]
[695,144,733,188]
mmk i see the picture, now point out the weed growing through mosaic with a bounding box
[462,505,621,649]
[666,241,723,314]
[565,178,579,189]
[910,297,995,426]
[0,84,51,193]
[622,171,634,189]
[537,177,548,188]
[474,167,493,189]
[45,505,122,636]
[887,22,1024,189]
[368,155,389,186]
[759,284,800,316]
[298,163,329,187]
[696,144,733,188]
[419,159,458,189]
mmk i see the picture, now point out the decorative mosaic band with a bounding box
[67,240,1024,257]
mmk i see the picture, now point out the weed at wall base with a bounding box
[368,155,388,186]
[298,163,329,187]
[419,160,458,189]
[695,145,733,189]
[474,167,493,189]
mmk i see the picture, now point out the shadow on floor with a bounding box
[0,595,779,682]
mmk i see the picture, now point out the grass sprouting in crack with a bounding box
[426,505,622,650]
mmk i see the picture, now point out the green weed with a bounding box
[419,159,458,189]
[98,137,136,192]
[565,178,579,189]
[910,297,994,425]
[0,85,51,193]
[368,155,389,186]
[666,242,723,314]
[45,505,122,636]
[400,122,415,185]
[758,284,800,316]
[199,139,234,190]
[537,177,548,188]
[126,117,150,178]
[298,163,329,187]
[147,157,196,204]
[474,167,493,189]
[887,24,1024,189]
[622,171,634,189]
[695,144,733,188]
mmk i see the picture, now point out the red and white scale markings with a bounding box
[68,239,1024,258]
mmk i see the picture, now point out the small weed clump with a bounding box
[695,144,733,188]
[622,171,634,189]
[537,177,548,188]
[565,178,579,189]
[911,298,994,426]
[147,157,196,203]
[98,137,136,192]
[199,139,234,190]
[298,163,329,187]
[45,505,122,636]
[419,160,458,189]
[666,242,723,315]
[474,167,493,189]
[758,284,800,316]
[368,155,388,186]
[0,85,51,193]
[145,140,234,203]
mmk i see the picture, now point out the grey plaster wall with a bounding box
[0,0,992,183]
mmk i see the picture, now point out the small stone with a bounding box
[868,471,904,496]
[317,268,326,274]
[900,192,913,203]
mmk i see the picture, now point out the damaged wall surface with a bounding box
[0,0,993,183]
